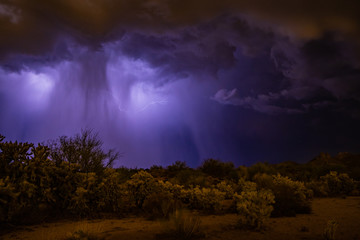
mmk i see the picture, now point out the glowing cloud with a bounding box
[107,55,168,115]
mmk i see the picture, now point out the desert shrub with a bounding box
[69,172,98,216]
[141,180,186,219]
[158,180,184,199]
[215,181,235,199]
[0,143,69,223]
[149,165,166,179]
[248,162,276,180]
[167,161,189,173]
[235,178,257,193]
[270,174,313,217]
[171,169,208,188]
[253,173,273,190]
[126,170,160,210]
[320,171,356,196]
[96,168,128,214]
[0,177,19,222]
[235,185,275,230]
[143,191,181,220]
[180,186,225,212]
[47,129,120,176]
[323,219,338,240]
[200,159,237,180]
[157,209,203,240]
[236,166,249,180]
[306,180,329,197]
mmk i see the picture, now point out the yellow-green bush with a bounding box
[320,171,355,196]
[270,174,312,217]
[68,172,98,216]
[235,185,275,230]
[143,191,181,220]
[180,186,225,212]
[125,170,160,210]
[215,181,235,199]
[96,168,128,214]
[306,180,329,197]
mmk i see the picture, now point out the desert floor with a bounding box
[1,197,360,240]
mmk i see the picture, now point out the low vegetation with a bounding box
[157,209,203,240]
[323,219,338,240]
[1,130,359,236]
[235,181,275,230]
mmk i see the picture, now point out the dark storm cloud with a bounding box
[1,0,360,59]
[211,31,360,115]
[1,0,360,167]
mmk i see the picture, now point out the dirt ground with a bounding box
[1,197,360,240]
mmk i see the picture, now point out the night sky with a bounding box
[1,0,360,168]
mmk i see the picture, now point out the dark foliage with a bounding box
[0,132,359,228]
[47,129,120,176]
[200,159,238,180]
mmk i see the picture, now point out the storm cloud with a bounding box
[1,0,360,167]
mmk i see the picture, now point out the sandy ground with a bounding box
[1,197,360,240]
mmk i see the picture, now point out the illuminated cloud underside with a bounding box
[0,1,360,167]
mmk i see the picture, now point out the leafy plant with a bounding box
[270,174,313,217]
[126,170,159,209]
[320,171,355,196]
[215,181,235,199]
[180,186,225,212]
[200,159,237,180]
[235,184,275,230]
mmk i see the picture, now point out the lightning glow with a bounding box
[107,55,168,115]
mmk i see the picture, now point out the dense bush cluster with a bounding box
[306,171,357,197]
[1,132,359,230]
[268,174,313,216]
[234,181,275,229]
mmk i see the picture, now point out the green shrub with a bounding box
[270,174,312,217]
[158,180,184,200]
[68,172,98,216]
[143,191,181,220]
[215,181,235,199]
[0,177,19,222]
[200,159,237,180]
[248,162,276,180]
[306,180,329,197]
[320,171,356,196]
[96,168,128,214]
[180,186,225,212]
[125,170,159,210]
[235,185,275,230]
[252,173,273,190]
[235,178,257,193]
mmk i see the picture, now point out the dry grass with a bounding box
[323,219,338,240]
[157,209,203,240]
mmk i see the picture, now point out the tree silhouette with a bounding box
[47,129,120,175]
